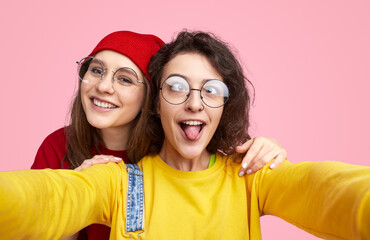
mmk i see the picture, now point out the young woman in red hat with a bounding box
[31,31,288,240]
[0,30,369,240]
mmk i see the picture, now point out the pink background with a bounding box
[0,0,369,239]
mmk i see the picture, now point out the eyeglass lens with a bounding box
[76,57,141,87]
[161,76,229,108]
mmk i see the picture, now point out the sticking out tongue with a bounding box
[182,124,202,140]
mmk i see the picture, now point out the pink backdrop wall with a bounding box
[0,0,369,239]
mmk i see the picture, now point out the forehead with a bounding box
[162,52,223,83]
[94,50,144,78]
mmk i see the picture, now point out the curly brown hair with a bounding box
[140,30,252,160]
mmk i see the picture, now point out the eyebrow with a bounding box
[165,73,220,83]
[95,57,138,72]
[166,73,188,80]
[94,57,142,79]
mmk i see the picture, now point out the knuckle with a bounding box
[254,136,263,141]
[253,163,264,171]
[247,147,258,155]
[260,157,269,164]
[243,155,253,164]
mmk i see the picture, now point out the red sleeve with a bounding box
[31,127,70,170]
[84,224,110,240]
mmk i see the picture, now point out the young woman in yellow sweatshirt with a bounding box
[31,30,288,240]
[0,30,369,240]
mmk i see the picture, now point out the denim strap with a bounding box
[125,164,144,233]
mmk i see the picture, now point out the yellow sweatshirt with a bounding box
[0,154,369,240]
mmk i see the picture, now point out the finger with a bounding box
[93,155,123,162]
[244,161,266,174]
[269,150,287,169]
[238,137,287,176]
[240,142,263,169]
[252,137,283,155]
[247,150,277,173]
[75,156,123,171]
[238,143,263,177]
[75,166,82,171]
[244,136,285,171]
[91,156,123,165]
[235,138,254,153]
[238,137,270,176]
[92,155,114,160]
[75,159,93,171]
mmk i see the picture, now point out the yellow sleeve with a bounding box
[0,162,126,240]
[253,160,370,240]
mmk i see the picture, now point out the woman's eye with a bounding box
[170,83,186,91]
[117,77,133,84]
[204,86,219,95]
[90,67,103,75]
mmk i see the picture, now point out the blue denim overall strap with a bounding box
[125,164,144,233]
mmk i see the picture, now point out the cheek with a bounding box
[120,88,146,109]
[212,109,224,128]
[216,109,223,122]
[135,88,146,109]
[80,83,90,98]
[158,100,173,126]
[80,85,89,107]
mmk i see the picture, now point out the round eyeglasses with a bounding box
[160,75,229,108]
[76,56,144,89]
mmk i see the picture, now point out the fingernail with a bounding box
[242,162,248,169]
[239,171,245,177]
[270,163,276,169]
[246,169,253,175]
[86,161,92,165]
[103,158,109,161]
[114,157,122,161]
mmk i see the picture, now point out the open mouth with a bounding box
[92,98,118,109]
[180,120,204,140]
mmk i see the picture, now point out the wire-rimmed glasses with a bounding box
[76,56,144,90]
[160,75,229,108]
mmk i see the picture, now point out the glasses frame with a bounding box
[76,56,144,86]
[159,76,229,108]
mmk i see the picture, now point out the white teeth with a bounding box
[182,120,202,126]
[93,98,117,108]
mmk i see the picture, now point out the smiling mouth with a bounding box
[180,120,204,140]
[92,98,118,109]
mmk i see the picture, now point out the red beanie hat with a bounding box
[88,31,164,87]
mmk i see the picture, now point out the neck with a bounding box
[159,141,211,171]
[100,126,131,150]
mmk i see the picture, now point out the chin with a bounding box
[179,145,207,159]
[86,118,110,129]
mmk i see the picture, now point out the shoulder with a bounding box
[137,154,163,170]
[31,127,68,169]
[36,127,67,150]
[44,127,67,144]
[81,161,129,188]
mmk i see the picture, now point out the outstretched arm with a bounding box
[0,163,123,239]
[252,160,370,239]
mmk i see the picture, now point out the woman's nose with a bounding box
[185,89,204,112]
[96,71,115,94]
